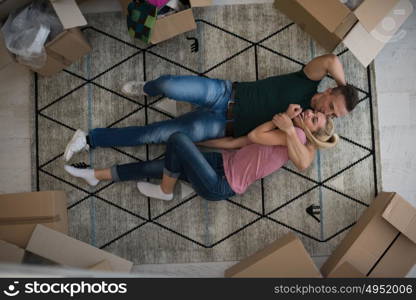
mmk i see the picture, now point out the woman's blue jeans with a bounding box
[89,75,233,147]
[111,132,235,201]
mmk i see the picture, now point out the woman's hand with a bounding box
[286,104,302,119]
[272,113,295,133]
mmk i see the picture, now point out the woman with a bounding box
[64,109,338,201]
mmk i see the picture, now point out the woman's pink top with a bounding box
[222,127,307,194]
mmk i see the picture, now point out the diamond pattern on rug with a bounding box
[33,4,379,264]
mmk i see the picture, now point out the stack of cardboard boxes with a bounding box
[225,192,416,278]
[0,191,133,273]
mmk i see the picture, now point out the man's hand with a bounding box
[286,104,302,119]
[272,113,294,133]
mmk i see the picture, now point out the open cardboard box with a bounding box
[321,192,416,277]
[0,190,131,272]
[275,0,414,67]
[0,236,123,273]
[25,224,132,272]
[225,192,416,278]
[118,0,212,44]
[0,0,91,76]
[0,191,69,248]
[224,232,322,278]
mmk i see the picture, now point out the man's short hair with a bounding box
[332,84,359,112]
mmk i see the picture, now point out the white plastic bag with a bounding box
[1,0,63,69]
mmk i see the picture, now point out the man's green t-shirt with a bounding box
[232,69,321,137]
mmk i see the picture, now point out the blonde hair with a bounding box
[298,117,339,149]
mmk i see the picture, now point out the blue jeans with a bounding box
[89,75,233,147]
[111,133,235,201]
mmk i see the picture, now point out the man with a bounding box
[64,54,358,171]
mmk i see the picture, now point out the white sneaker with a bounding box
[64,163,99,186]
[64,129,89,162]
[121,81,147,97]
[137,181,173,201]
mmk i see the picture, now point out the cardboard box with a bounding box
[224,232,322,278]
[118,0,212,44]
[88,260,113,271]
[0,0,91,76]
[275,0,413,66]
[0,191,69,248]
[26,224,133,272]
[321,192,416,278]
[382,193,416,243]
[0,240,25,264]
[327,262,365,278]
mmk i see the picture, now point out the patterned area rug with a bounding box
[31,3,381,264]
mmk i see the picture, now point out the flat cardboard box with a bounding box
[321,192,416,278]
[0,191,68,248]
[0,0,91,76]
[327,262,365,278]
[88,260,113,271]
[26,224,133,272]
[119,0,212,44]
[0,240,25,264]
[224,232,322,278]
[275,0,413,66]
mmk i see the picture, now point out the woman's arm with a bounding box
[272,113,316,171]
[247,121,288,146]
[196,136,252,149]
[285,128,316,171]
[247,105,302,146]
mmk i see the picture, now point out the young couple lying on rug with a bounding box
[63,53,359,201]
